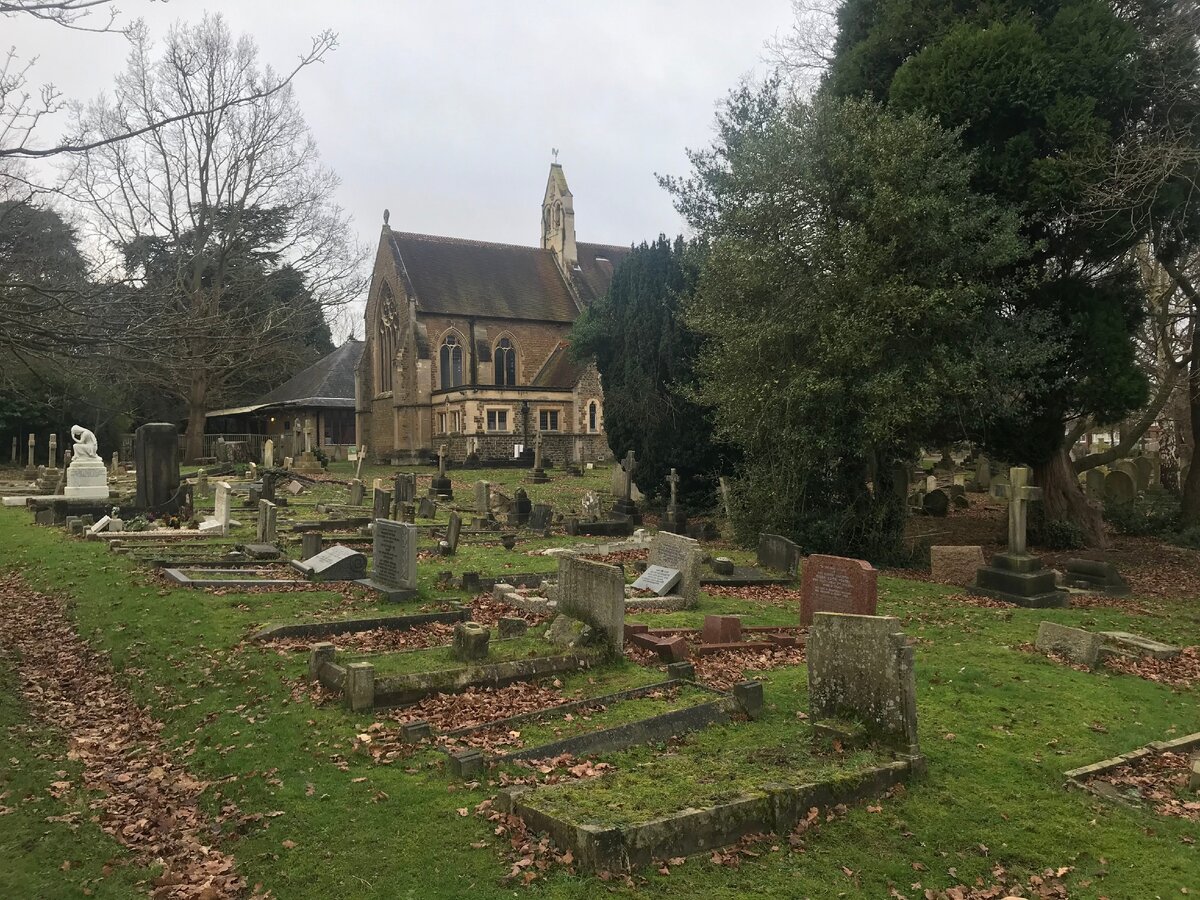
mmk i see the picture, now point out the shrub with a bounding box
[1102,495,1179,537]
[1037,518,1085,550]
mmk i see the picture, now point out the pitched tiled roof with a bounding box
[573,242,632,307]
[254,339,364,409]
[388,231,581,323]
[531,341,584,389]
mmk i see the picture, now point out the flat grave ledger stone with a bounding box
[800,555,878,626]
[361,519,419,596]
[757,533,800,577]
[647,531,703,604]
[291,545,368,582]
[930,546,986,585]
[631,565,682,596]
[808,612,920,756]
[557,555,625,654]
[1104,470,1136,504]
[529,503,553,531]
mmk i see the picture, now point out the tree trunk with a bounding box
[1035,444,1108,548]
[183,373,208,463]
[1181,312,1200,525]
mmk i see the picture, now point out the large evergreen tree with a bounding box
[667,92,1027,557]
[825,0,1200,542]
[570,236,729,506]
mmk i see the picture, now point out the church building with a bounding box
[356,164,628,464]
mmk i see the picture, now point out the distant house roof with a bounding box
[206,340,364,418]
[387,231,629,323]
[531,341,585,389]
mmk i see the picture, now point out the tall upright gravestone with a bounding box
[360,519,418,601]
[134,423,181,511]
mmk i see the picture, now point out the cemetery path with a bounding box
[0,571,252,899]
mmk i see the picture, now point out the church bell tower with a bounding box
[541,161,577,275]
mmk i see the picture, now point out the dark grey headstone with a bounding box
[417,496,436,519]
[395,473,416,502]
[134,423,180,511]
[757,533,800,576]
[446,511,462,554]
[373,488,392,521]
[922,489,949,517]
[529,503,553,531]
[292,545,367,581]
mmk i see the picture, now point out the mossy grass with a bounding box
[0,507,1197,897]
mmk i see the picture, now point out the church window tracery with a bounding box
[494,337,517,386]
[439,333,464,390]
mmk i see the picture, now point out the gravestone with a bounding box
[211,481,233,535]
[417,496,436,519]
[647,531,703,606]
[973,466,1068,607]
[808,613,920,756]
[610,450,641,522]
[262,438,274,468]
[800,555,878,626]
[557,555,625,653]
[474,480,490,515]
[1133,456,1152,493]
[1035,621,1101,666]
[530,433,548,484]
[431,444,453,499]
[1084,468,1106,501]
[291,545,367,581]
[109,452,119,476]
[1063,559,1131,596]
[757,533,801,577]
[580,491,600,521]
[395,472,416,503]
[529,503,553,531]
[24,433,37,478]
[930,546,985,585]
[134,423,180,511]
[261,472,277,504]
[446,511,462,554]
[363,519,418,598]
[972,455,991,492]
[256,499,277,543]
[348,479,365,506]
[922,489,949,517]
[632,565,682,596]
[195,469,209,497]
[662,467,687,534]
[64,425,109,500]
[301,532,323,560]
[374,488,393,521]
[511,487,531,527]
[1115,458,1139,486]
[1103,470,1136,504]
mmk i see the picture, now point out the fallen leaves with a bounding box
[0,571,248,899]
[1084,749,1200,821]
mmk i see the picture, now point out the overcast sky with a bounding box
[8,0,795,335]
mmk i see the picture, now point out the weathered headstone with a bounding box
[474,480,491,515]
[262,438,274,468]
[134,423,180,511]
[972,455,991,492]
[1063,558,1131,596]
[610,450,640,522]
[365,519,419,597]
[757,533,801,577]
[24,433,37,478]
[256,499,277,543]
[930,546,985,585]
[348,479,365,506]
[212,481,232,535]
[1084,468,1106,501]
[1133,456,1151,493]
[301,532,323,560]
[1103,469,1136,504]
[1035,621,1101,666]
[647,531,703,606]
[922,488,949,517]
[109,451,119,476]
[195,469,209,497]
[292,545,368,581]
[529,503,553,531]
[446,511,462,554]
[374,488,393,521]
[511,487,531,527]
[557,555,625,653]
[800,555,878,626]
[808,613,920,756]
[417,496,436,519]
[395,472,416,502]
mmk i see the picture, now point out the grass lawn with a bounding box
[1,501,1198,898]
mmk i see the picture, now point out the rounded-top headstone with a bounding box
[923,489,949,517]
[1104,469,1136,503]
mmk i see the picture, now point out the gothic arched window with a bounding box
[494,337,517,386]
[588,400,599,433]
[439,334,463,390]
[376,284,399,394]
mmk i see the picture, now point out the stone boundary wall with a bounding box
[499,757,920,872]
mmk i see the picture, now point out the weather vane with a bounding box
[552,147,559,163]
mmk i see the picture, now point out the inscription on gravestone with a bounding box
[632,564,682,596]
[372,519,418,590]
[800,555,878,625]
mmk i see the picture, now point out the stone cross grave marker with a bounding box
[48,433,57,468]
[370,519,418,593]
[355,446,366,480]
[622,450,635,501]
[26,434,35,470]
[533,432,543,469]
[991,466,1040,556]
[666,468,680,510]
[438,443,448,478]
[800,555,878,625]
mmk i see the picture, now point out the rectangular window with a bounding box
[487,409,509,432]
[438,413,447,434]
[538,410,559,432]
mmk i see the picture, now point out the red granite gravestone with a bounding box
[800,555,878,626]
[702,614,742,645]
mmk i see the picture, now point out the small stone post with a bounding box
[110,452,119,476]
[48,433,57,469]
[26,434,35,469]
[345,662,375,712]
[308,642,335,681]
[10,436,16,464]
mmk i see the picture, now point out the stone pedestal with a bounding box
[973,552,1068,608]
[662,505,688,535]
[431,475,453,500]
[292,451,322,474]
[64,457,110,500]
[530,467,549,484]
[610,497,642,525]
